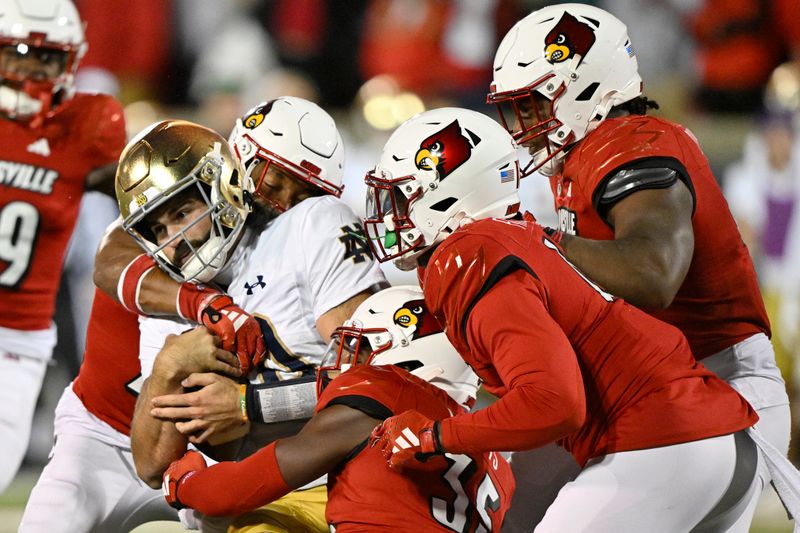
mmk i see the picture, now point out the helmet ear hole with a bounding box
[429,197,458,212]
[576,82,600,102]
[395,360,424,373]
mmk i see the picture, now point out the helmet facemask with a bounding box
[488,73,574,177]
[363,168,428,271]
[316,322,393,398]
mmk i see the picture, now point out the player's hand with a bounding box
[200,295,266,374]
[369,410,444,470]
[151,372,248,445]
[155,327,242,380]
[163,450,207,509]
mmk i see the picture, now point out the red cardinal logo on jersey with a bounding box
[544,12,596,65]
[242,100,276,129]
[414,120,474,179]
[393,299,440,340]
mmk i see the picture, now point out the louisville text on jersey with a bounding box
[556,207,577,235]
[0,161,59,195]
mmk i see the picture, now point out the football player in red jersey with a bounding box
[19,290,185,531]
[0,0,125,493]
[363,108,776,532]
[486,4,790,527]
[162,286,515,532]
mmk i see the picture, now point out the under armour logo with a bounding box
[244,275,266,295]
[27,138,50,157]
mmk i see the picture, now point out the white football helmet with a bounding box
[229,96,345,212]
[318,285,480,410]
[488,4,642,176]
[0,0,87,121]
[364,107,520,271]
[116,120,253,283]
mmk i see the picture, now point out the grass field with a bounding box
[1,465,794,533]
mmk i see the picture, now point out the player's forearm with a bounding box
[560,233,689,309]
[178,442,293,516]
[94,224,181,315]
[131,374,188,488]
[438,381,584,455]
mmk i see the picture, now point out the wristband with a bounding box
[177,282,223,322]
[246,376,317,424]
[117,254,157,314]
[239,384,249,423]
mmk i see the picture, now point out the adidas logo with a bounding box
[27,138,50,157]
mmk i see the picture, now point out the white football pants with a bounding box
[0,350,47,493]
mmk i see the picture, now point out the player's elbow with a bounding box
[554,389,585,436]
[631,281,678,310]
[92,261,117,298]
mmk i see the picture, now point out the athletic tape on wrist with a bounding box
[117,254,157,314]
[177,283,223,322]
[239,383,249,423]
[246,376,317,424]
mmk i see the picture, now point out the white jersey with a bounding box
[139,195,386,381]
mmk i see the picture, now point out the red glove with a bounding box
[369,410,444,470]
[200,295,266,375]
[177,283,266,374]
[163,450,207,509]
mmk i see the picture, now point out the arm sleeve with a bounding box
[179,442,291,517]
[438,269,586,455]
[300,198,387,321]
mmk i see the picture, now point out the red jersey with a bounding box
[421,217,757,466]
[0,94,125,330]
[317,365,515,532]
[72,289,141,435]
[551,114,769,359]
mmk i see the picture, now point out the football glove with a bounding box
[162,450,207,509]
[200,295,266,375]
[370,409,444,470]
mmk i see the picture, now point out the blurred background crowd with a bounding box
[11,0,800,523]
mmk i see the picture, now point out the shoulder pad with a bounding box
[568,116,698,192]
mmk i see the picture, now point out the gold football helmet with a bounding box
[116,120,253,283]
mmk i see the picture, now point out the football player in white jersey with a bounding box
[22,99,385,533]
[117,100,385,532]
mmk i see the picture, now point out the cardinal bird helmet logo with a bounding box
[242,100,276,130]
[393,299,439,340]
[414,120,477,180]
[544,11,596,65]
